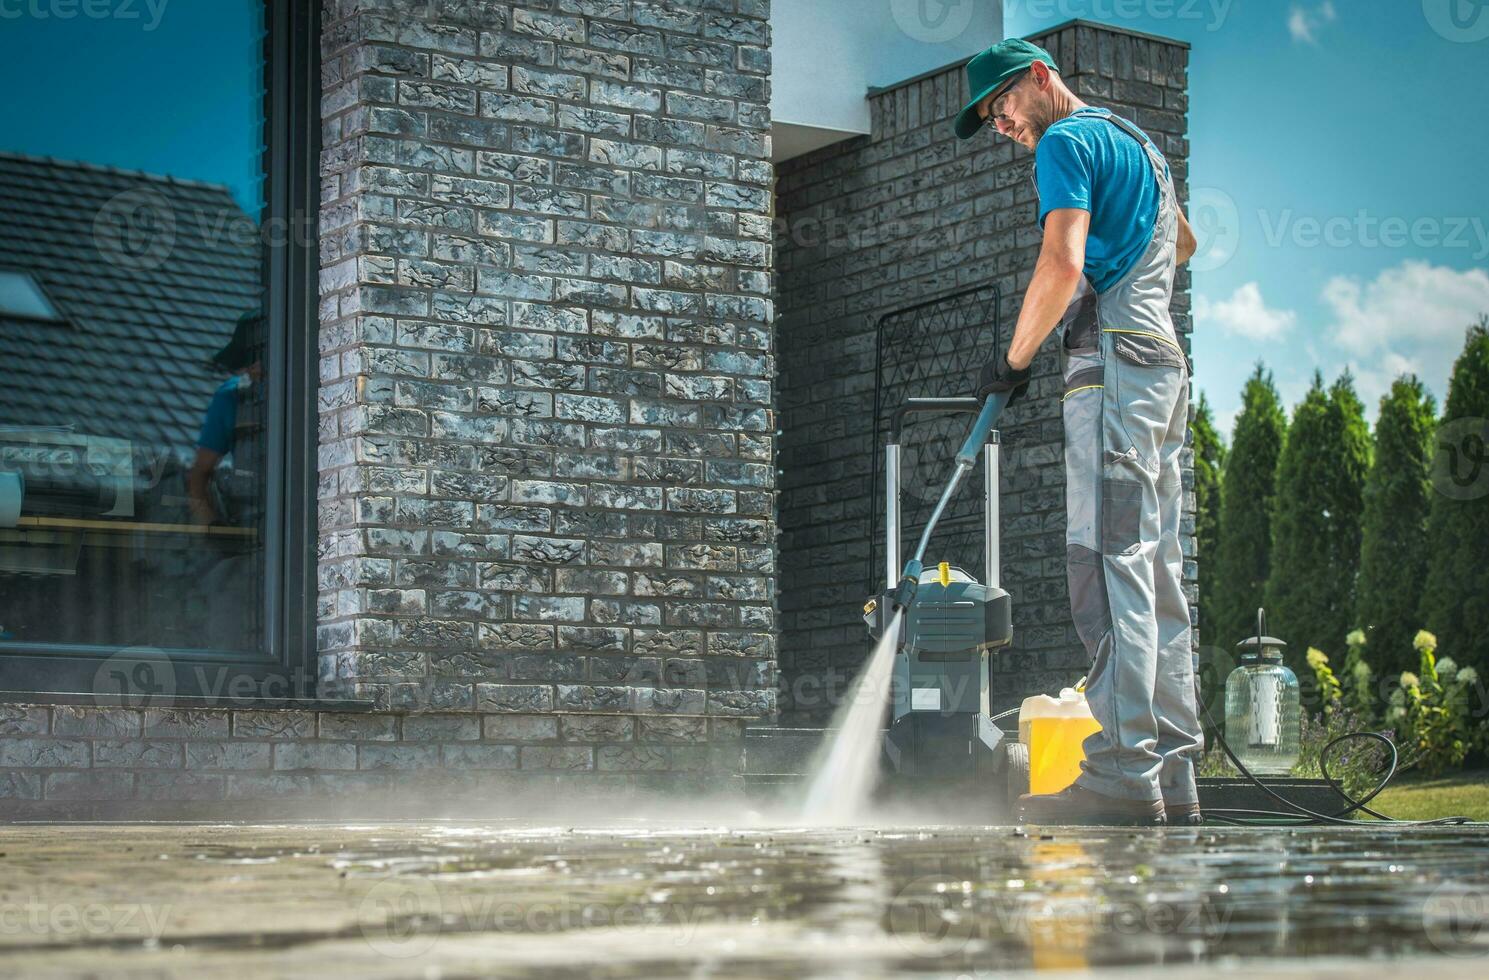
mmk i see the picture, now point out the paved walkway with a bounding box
[2,821,1487,976]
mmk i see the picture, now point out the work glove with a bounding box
[976,355,1032,407]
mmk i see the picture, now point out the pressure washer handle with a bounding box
[954,392,1009,468]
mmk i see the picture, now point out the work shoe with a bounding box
[1018,783,1166,826]
[1164,799,1204,825]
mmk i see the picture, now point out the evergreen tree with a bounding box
[1192,392,1226,644]
[1420,319,1489,675]
[1211,366,1286,648]
[1266,371,1370,670]
[1356,376,1436,677]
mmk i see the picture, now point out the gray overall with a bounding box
[1050,109,1204,804]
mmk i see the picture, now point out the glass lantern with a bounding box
[1224,611,1301,775]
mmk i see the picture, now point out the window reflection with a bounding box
[0,1,269,656]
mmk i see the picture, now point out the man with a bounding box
[188,309,263,526]
[956,39,1204,826]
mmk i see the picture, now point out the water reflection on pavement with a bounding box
[2,821,1487,977]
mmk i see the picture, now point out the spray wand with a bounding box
[889,391,1011,613]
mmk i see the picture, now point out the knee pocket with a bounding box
[1101,478,1143,556]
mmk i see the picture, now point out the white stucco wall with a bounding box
[770,0,1004,160]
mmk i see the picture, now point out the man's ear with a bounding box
[1030,61,1053,89]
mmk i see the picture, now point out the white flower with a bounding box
[1346,629,1366,648]
[1413,630,1437,652]
[1457,666,1479,686]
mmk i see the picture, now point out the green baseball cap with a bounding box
[954,38,1058,140]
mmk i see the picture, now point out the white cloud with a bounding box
[1194,282,1298,341]
[1321,260,1489,411]
[1289,1,1337,44]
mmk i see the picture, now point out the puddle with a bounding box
[1,822,1487,976]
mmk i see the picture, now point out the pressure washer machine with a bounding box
[862,396,1015,791]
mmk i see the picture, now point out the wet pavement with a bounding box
[2,821,1489,977]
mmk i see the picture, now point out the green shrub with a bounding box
[1383,630,1488,776]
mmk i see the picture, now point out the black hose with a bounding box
[1196,698,1477,826]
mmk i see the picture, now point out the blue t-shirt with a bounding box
[197,376,240,456]
[1034,107,1167,293]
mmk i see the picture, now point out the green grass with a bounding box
[1369,768,1489,821]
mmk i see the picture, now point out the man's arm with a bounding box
[1005,208,1090,371]
[1176,208,1197,266]
[187,448,223,525]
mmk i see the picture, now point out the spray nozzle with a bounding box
[890,559,922,612]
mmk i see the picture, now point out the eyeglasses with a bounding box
[981,70,1030,131]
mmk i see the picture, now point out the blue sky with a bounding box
[1007,0,1489,435]
[4,2,1486,437]
[0,0,264,215]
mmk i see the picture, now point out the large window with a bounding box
[0,0,317,700]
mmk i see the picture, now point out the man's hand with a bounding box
[1176,208,1197,266]
[977,355,1032,407]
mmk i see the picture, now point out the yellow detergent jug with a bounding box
[1018,686,1101,795]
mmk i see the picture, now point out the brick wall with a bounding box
[0,702,732,819]
[0,0,785,818]
[314,0,778,740]
[774,21,1195,725]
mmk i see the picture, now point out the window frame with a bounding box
[0,0,321,705]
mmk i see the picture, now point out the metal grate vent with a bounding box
[869,284,1002,591]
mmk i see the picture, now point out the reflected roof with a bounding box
[0,152,261,456]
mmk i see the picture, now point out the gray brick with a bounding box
[273,742,358,771]
[481,715,558,741]
[402,714,482,741]
[443,743,520,769]
[45,771,133,801]
[1,737,90,768]
[0,705,49,736]
[318,713,399,741]
[359,743,441,770]
[142,709,231,739]
[92,740,183,769]
[519,745,593,770]
[51,706,141,738]
[185,741,273,770]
